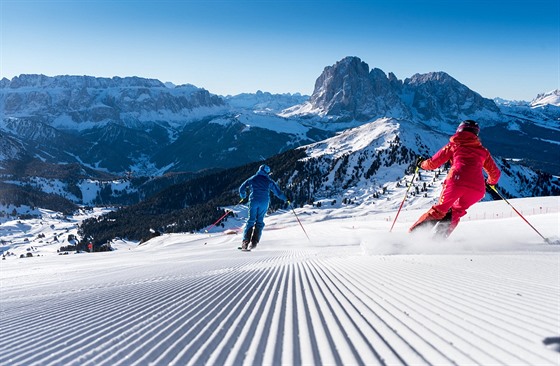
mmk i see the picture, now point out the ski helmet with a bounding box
[259,164,271,174]
[456,120,480,136]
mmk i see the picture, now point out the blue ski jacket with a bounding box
[239,166,287,203]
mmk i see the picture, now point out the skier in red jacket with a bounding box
[409,120,501,238]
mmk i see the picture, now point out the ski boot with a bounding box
[432,210,452,240]
[251,239,258,249]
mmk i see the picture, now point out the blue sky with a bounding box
[0,0,558,100]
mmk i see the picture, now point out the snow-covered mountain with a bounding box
[284,57,559,175]
[0,74,229,173]
[531,89,560,107]
[0,74,224,129]
[1,195,559,365]
[495,89,560,124]
[225,90,308,114]
[1,57,559,211]
[281,57,409,123]
[279,118,558,208]
[1,60,557,178]
[0,74,318,176]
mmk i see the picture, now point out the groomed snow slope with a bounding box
[1,197,559,366]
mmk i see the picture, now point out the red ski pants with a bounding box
[409,182,485,236]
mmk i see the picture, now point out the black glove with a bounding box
[415,157,425,168]
[485,183,495,192]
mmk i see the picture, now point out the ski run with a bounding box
[1,196,559,365]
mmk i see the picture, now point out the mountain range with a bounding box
[1,56,559,224]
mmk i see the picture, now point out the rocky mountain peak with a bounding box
[310,56,370,104]
[304,57,407,121]
[402,71,500,123]
[286,57,500,125]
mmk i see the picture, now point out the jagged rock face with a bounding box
[5,74,164,89]
[299,56,499,123]
[0,74,231,174]
[310,57,370,112]
[403,72,500,122]
[1,117,62,143]
[0,75,319,175]
[0,74,226,126]
[309,57,408,121]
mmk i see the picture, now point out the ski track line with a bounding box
[306,258,477,365]
[369,256,555,337]
[4,272,188,364]
[321,257,468,365]
[332,255,558,365]
[0,277,197,363]
[361,259,529,364]
[0,256,258,366]
[220,264,288,365]
[1,247,559,366]
[125,251,307,366]
[296,260,355,365]
[88,262,256,366]
[359,256,556,364]
[393,255,560,335]
[168,264,280,365]
[301,259,410,365]
[306,259,394,365]
[120,262,266,365]
[410,258,559,333]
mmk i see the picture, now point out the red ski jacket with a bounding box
[421,131,501,192]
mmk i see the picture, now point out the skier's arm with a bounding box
[239,178,250,199]
[421,144,453,170]
[483,153,501,185]
[270,180,287,202]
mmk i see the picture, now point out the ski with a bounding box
[238,246,251,251]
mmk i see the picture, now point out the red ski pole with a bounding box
[288,201,311,242]
[205,199,243,233]
[390,166,419,232]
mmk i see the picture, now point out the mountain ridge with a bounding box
[1,56,558,216]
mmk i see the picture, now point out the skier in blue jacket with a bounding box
[239,164,287,250]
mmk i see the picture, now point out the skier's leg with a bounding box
[409,207,448,232]
[446,188,485,237]
[252,201,269,246]
[409,183,456,232]
[243,202,258,244]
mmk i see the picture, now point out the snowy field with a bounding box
[1,196,559,365]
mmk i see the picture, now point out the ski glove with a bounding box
[415,157,425,168]
[485,183,495,192]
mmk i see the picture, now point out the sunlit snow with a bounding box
[1,195,559,365]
